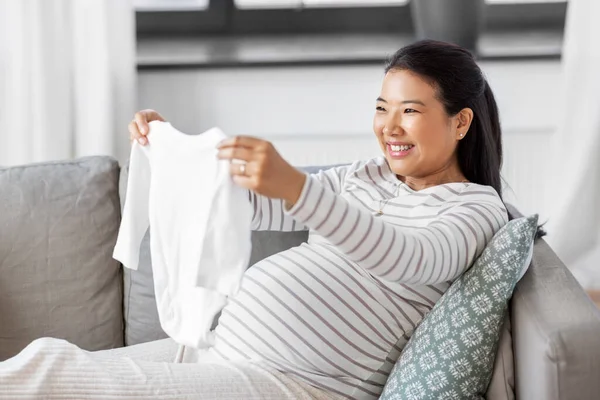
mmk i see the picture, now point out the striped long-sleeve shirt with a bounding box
[210,156,508,399]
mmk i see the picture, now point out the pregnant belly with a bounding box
[211,245,409,394]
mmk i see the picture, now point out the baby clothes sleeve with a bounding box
[113,142,151,271]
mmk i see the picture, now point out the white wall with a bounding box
[138,60,561,220]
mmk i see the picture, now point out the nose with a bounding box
[383,124,404,137]
[383,112,404,137]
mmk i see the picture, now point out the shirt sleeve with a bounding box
[113,142,151,270]
[249,165,349,232]
[285,175,509,285]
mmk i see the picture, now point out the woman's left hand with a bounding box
[217,136,306,206]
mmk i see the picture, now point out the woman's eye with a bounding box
[376,106,386,111]
[404,108,417,114]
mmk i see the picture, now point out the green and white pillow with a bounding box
[381,215,538,400]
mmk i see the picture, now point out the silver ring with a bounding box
[239,163,246,175]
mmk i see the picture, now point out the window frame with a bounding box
[134,0,210,12]
[136,0,567,37]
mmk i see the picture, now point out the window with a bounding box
[134,0,209,11]
[486,0,566,3]
[234,0,408,9]
[136,0,567,39]
[302,0,408,6]
[133,0,567,11]
[234,0,298,9]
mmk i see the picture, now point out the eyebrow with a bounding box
[376,97,426,106]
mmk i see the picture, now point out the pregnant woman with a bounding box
[0,40,508,399]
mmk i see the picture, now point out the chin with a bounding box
[385,157,412,177]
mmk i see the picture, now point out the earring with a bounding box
[459,134,464,137]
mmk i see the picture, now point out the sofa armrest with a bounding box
[512,238,600,400]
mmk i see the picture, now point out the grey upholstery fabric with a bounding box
[0,157,124,360]
[486,314,515,400]
[483,204,526,400]
[249,231,308,267]
[512,238,600,400]
[122,228,169,346]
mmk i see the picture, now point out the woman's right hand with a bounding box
[128,109,166,146]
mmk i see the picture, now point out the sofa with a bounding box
[1,155,599,399]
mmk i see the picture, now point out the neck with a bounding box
[400,164,467,191]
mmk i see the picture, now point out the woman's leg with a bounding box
[0,337,339,400]
[89,337,180,363]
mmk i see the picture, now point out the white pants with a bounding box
[0,338,342,400]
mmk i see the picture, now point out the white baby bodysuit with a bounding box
[113,121,252,349]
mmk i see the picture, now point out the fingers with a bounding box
[217,146,254,163]
[128,120,141,143]
[148,110,166,123]
[217,136,266,150]
[217,136,270,168]
[229,163,258,191]
[128,109,166,146]
[231,174,255,190]
[229,161,251,177]
[133,112,149,145]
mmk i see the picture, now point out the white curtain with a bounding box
[0,0,136,167]
[547,0,600,289]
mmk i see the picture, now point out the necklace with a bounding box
[374,198,391,217]
[374,184,401,217]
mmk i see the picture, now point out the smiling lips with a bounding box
[387,142,414,158]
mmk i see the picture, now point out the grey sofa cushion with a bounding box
[0,156,124,360]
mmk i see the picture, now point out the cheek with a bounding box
[413,115,444,141]
[373,116,386,144]
[417,128,455,159]
[373,114,385,135]
[404,118,431,148]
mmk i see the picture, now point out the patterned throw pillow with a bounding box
[381,215,539,400]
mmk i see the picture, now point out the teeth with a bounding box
[390,144,413,152]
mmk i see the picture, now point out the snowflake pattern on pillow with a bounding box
[380,215,538,400]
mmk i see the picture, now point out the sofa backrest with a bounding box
[512,238,600,400]
[0,156,124,360]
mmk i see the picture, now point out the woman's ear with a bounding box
[456,108,474,139]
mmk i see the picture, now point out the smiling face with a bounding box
[373,69,473,188]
